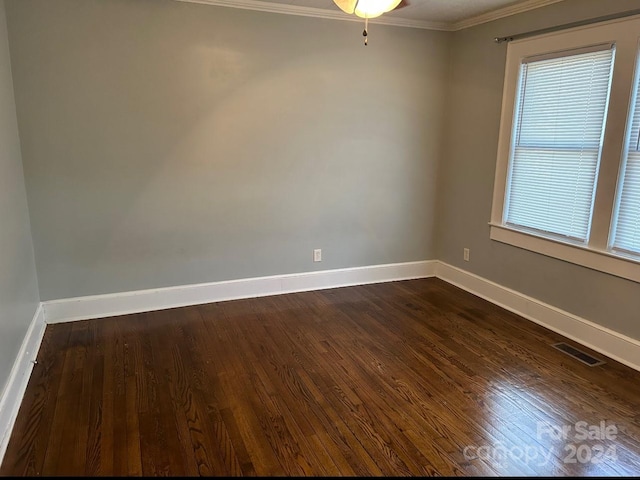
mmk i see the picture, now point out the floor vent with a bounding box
[552,342,606,366]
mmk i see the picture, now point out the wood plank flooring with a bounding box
[2,278,640,476]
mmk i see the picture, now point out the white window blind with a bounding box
[611,51,640,255]
[504,44,615,242]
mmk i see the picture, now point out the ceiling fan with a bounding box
[332,0,410,45]
[333,0,409,19]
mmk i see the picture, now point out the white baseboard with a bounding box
[0,304,47,464]
[42,260,640,373]
[436,262,640,372]
[43,260,438,324]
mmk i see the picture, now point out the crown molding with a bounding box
[174,0,452,30]
[452,0,566,31]
[174,0,565,32]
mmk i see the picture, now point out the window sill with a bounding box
[489,223,640,284]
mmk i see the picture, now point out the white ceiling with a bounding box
[176,0,566,30]
[258,0,556,24]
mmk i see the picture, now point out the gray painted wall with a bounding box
[6,0,449,300]
[436,0,640,341]
[0,0,39,397]
[5,0,639,347]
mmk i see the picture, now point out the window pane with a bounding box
[505,46,615,241]
[612,50,640,255]
[508,148,599,240]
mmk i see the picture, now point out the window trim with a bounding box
[490,14,640,284]
[489,224,640,283]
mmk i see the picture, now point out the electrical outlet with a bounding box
[313,249,322,262]
[463,248,470,262]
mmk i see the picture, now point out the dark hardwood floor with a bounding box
[2,278,640,476]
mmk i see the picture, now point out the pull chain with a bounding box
[363,17,368,46]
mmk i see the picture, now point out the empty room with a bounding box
[2,0,640,476]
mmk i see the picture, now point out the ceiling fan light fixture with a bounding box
[333,0,403,19]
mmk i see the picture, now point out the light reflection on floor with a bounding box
[460,379,640,476]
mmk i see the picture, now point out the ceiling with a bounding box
[270,0,528,23]
[178,0,565,30]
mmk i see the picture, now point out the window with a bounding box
[491,15,640,283]
[505,45,614,242]
[611,50,640,256]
